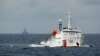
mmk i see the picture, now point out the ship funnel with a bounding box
[58,19,62,31]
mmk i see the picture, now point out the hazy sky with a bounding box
[0,0,100,34]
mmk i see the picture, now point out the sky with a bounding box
[0,0,100,34]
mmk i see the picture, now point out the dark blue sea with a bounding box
[0,34,100,56]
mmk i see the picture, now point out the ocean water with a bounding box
[0,34,100,56]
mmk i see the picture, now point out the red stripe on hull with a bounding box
[63,40,67,48]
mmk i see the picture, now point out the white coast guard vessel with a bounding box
[40,11,83,47]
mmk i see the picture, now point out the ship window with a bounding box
[69,40,73,43]
[70,32,75,35]
[63,27,68,29]
[63,31,81,35]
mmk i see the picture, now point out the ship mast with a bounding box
[68,11,71,29]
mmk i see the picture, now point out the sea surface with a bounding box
[0,34,100,56]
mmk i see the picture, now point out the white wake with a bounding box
[28,44,44,47]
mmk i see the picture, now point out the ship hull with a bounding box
[40,36,82,47]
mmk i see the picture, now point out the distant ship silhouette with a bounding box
[22,27,28,34]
